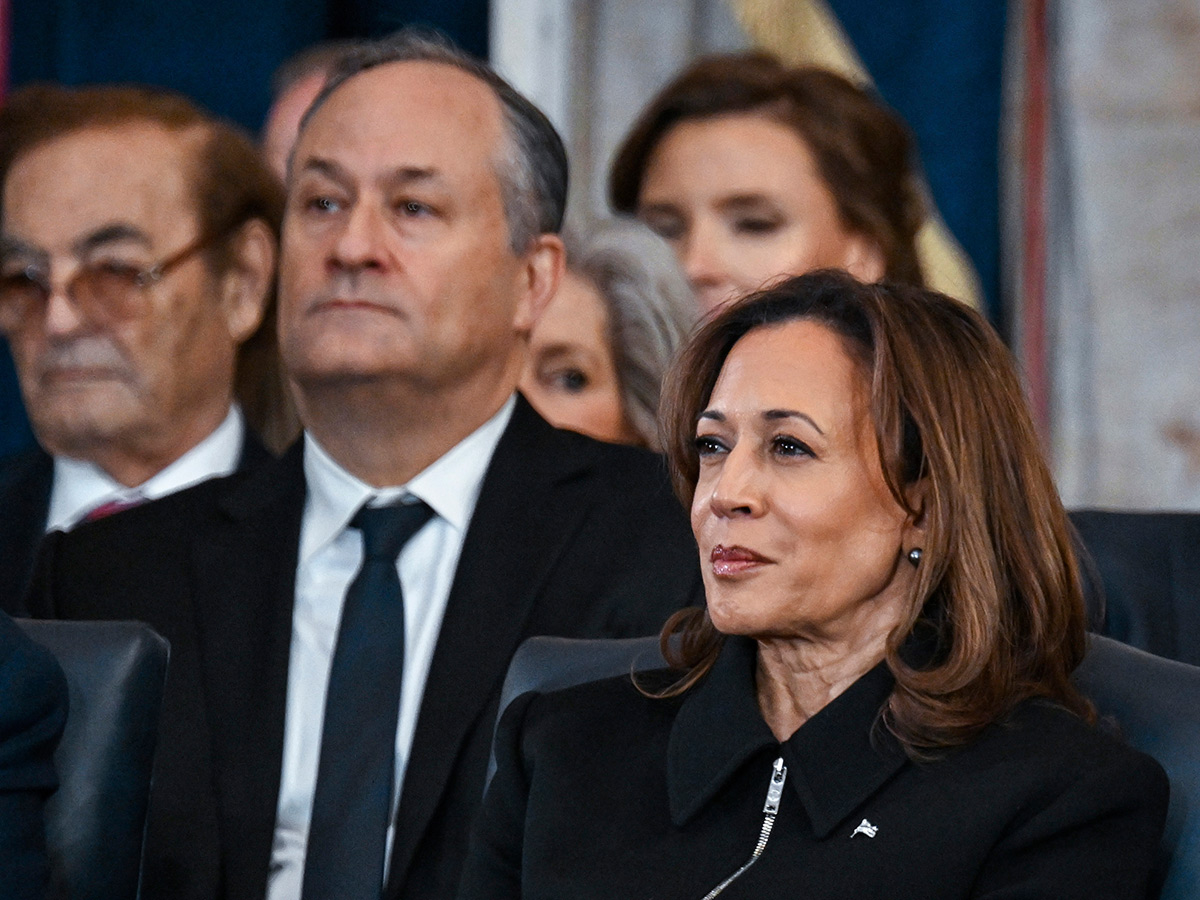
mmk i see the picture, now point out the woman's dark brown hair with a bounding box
[658,269,1091,755]
[0,83,298,452]
[610,52,926,288]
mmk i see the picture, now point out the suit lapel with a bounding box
[191,442,306,898]
[387,398,596,889]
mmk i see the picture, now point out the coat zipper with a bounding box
[698,756,787,899]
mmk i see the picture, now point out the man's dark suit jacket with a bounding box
[26,397,702,900]
[0,609,68,900]
[0,432,271,615]
[461,636,1169,900]
[1071,509,1200,665]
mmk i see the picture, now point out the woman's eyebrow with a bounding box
[764,409,824,434]
[699,408,824,435]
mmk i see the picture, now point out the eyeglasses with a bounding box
[0,229,228,333]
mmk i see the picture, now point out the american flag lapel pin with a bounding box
[851,819,878,838]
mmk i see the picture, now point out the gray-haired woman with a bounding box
[521,220,698,450]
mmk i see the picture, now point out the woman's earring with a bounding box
[907,548,923,568]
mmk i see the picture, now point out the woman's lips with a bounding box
[710,544,770,576]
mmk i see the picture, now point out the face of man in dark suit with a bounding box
[279,60,563,417]
[0,123,270,486]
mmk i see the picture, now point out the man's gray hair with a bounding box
[565,221,699,450]
[301,28,568,254]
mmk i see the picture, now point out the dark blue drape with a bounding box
[827,0,1007,321]
[10,0,488,131]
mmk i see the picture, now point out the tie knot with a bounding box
[350,500,434,562]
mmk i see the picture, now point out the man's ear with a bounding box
[512,233,565,334]
[219,218,276,344]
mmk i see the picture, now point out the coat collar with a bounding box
[668,636,909,838]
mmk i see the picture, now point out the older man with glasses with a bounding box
[0,84,292,611]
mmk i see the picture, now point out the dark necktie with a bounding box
[301,499,434,900]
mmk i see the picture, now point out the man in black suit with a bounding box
[28,31,701,900]
[0,84,287,610]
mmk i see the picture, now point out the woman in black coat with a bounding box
[459,271,1169,899]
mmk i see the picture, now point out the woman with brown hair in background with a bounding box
[611,53,926,312]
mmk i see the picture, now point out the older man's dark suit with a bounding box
[26,397,702,900]
[0,434,271,615]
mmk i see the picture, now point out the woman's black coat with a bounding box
[459,636,1168,900]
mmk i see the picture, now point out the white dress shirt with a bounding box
[45,405,245,532]
[267,395,515,900]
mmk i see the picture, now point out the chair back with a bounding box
[487,635,665,787]
[17,619,169,900]
[493,633,1200,897]
[1074,634,1200,899]
[1070,509,1200,665]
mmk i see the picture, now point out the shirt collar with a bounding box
[667,635,908,837]
[299,394,516,565]
[47,405,244,531]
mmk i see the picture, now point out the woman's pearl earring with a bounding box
[907,548,923,568]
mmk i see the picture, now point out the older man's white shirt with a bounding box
[45,405,246,532]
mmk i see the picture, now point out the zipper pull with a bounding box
[763,756,787,814]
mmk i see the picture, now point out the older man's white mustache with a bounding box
[36,337,132,378]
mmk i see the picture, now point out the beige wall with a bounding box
[491,0,747,230]
[1041,0,1200,510]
